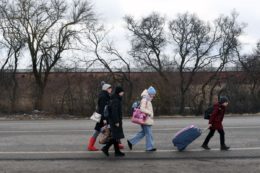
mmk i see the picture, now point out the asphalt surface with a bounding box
[0,116,260,173]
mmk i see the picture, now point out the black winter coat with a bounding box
[108,94,125,140]
[94,91,110,131]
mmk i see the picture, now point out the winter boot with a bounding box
[87,137,99,151]
[201,144,211,150]
[221,145,230,151]
[115,150,125,157]
[101,146,109,157]
[114,140,125,157]
[101,140,113,157]
[118,143,124,149]
[127,140,132,150]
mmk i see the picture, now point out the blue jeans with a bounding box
[128,125,154,150]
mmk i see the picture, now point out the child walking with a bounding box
[127,86,157,152]
[201,96,230,151]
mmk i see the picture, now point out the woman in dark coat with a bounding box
[101,86,125,157]
[201,96,230,150]
[87,82,112,151]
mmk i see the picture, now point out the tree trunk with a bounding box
[10,54,19,112]
[196,100,204,116]
[179,90,185,115]
[34,84,45,111]
[10,74,18,112]
[125,81,133,116]
[209,81,219,106]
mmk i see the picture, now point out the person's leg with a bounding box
[114,139,125,157]
[218,129,230,150]
[118,140,124,149]
[101,138,113,157]
[143,125,155,151]
[128,125,145,148]
[218,129,225,146]
[88,121,105,151]
[87,130,100,151]
[202,129,215,149]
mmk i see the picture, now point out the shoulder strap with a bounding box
[141,97,149,108]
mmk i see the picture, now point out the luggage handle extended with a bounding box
[201,127,209,134]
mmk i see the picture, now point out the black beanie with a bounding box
[115,86,124,95]
[219,96,229,104]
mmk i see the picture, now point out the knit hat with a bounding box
[115,86,124,95]
[147,86,156,95]
[101,81,112,91]
[219,96,229,104]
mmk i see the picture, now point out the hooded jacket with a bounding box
[209,103,226,130]
[140,89,154,118]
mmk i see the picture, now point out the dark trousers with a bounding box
[103,138,120,153]
[203,128,225,146]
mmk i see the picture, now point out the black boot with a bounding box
[146,148,157,152]
[219,130,229,150]
[101,140,113,157]
[221,145,230,151]
[114,140,125,157]
[101,146,109,156]
[115,150,125,157]
[127,140,132,150]
[201,144,211,150]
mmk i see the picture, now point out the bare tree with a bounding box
[105,42,134,114]
[82,24,117,80]
[82,23,132,84]
[125,13,169,82]
[0,12,25,112]
[196,12,244,114]
[238,41,260,98]
[0,0,95,110]
[169,13,221,114]
[82,24,134,114]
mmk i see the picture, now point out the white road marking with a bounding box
[0,126,260,133]
[0,130,91,133]
[1,147,260,154]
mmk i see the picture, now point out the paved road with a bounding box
[0,116,260,173]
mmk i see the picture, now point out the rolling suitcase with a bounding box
[172,125,202,151]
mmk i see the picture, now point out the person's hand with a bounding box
[115,123,119,127]
[208,124,212,129]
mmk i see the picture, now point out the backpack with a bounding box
[130,100,141,115]
[204,106,214,120]
[132,100,141,109]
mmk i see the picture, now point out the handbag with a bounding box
[99,126,111,144]
[144,116,154,125]
[131,108,147,125]
[90,112,101,122]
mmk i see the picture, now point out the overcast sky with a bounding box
[13,0,259,68]
[93,0,260,53]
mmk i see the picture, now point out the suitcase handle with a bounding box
[202,127,209,134]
